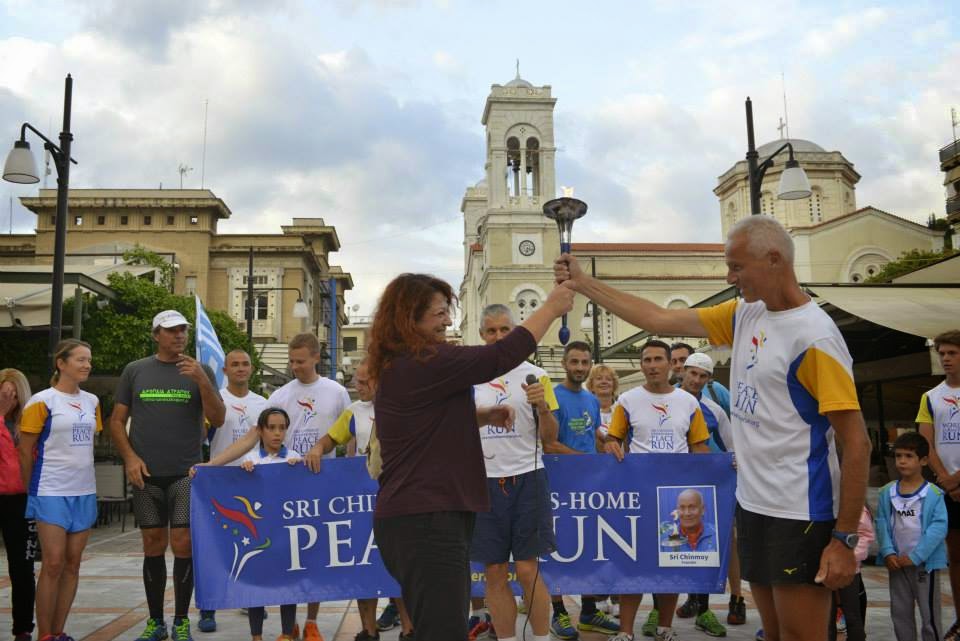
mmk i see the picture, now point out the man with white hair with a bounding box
[555,215,870,641]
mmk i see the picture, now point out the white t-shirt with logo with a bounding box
[20,388,103,496]
[209,388,269,464]
[608,386,709,454]
[473,361,558,477]
[699,298,860,521]
[268,377,351,457]
[890,481,928,556]
[916,381,960,474]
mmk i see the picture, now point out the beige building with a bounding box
[459,74,945,377]
[0,189,353,373]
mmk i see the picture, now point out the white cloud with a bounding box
[799,7,890,57]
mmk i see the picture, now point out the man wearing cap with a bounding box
[110,310,226,641]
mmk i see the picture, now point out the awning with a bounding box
[806,284,960,340]
[0,263,152,328]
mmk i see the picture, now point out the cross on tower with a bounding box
[777,117,787,139]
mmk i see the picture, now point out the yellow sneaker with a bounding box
[303,621,324,641]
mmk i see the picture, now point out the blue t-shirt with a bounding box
[674,379,730,416]
[553,385,601,453]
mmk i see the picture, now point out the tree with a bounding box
[866,247,958,283]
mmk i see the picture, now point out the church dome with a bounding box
[756,138,825,156]
[505,74,533,88]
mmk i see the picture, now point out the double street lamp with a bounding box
[2,74,77,371]
[744,96,811,215]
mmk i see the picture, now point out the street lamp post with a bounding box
[236,286,309,345]
[2,74,77,373]
[744,97,812,215]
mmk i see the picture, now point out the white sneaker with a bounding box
[655,628,679,641]
[612,633,634,641]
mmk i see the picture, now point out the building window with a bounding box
[189,215,199,225]
[254,295,268,320]
[242,275,268,286]
[343,336,358,352]
[167,215,175,225]
[185,276,197,296]
[144,215,152,226]
[50,215,55,225]
[74,216,82,226]
[120,215,129,225]
[97,216,105,225]
[808,188,823,223]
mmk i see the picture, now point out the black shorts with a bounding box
[132,475,191,529]
[736,505,834,585]
[943,490,960,529]
[470,468,557,565]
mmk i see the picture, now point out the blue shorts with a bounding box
[470,468,556,565]
[26,494,98,533]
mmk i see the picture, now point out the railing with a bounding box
[948,198,960,216]
[940,140,960,165]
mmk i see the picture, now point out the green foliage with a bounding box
[866,247,959,283]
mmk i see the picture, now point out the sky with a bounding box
[1,0,957,313]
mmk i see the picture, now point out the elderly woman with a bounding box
[368,273,573,641]
[0,368,36,641]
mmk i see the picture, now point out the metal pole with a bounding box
[745,97,761,215]
[328,277,338,380]
[72,286,82,339]
[591,256,601,363]
[49,74,73,375]
[246,246,254,348]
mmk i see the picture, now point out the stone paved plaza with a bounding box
[0,518,952,641]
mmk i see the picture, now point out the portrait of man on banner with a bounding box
[657,485,720,567]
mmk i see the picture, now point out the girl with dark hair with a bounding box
[18,339,101,641]
[0,367,36,641]
[368,273,574,641]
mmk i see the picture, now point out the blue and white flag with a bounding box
[195,294,225,389]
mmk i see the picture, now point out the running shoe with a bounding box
[398,632,415,641]
[468,613,492,640]
[15,634,33,641]
[676,597,699,619]
[135,618,169,641]
[641,610,659,637]
[755,630,764,641]
[376,603,400,631]
[171,618,192,641]
[695,611,726,637]
[197,611,216,633]
[726,596,745,626]
[611,634,634,641]
[303,621,323,641]
[654,629,679,641]
[54,635,76,641]
[578,611,620,634]
[550,612,578,640]
[353,632,379,641]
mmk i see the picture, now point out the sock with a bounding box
[247,607,265,637]
[143,555,167,621]
[697,593,709,615]
[498,637,518,641]
[580,596,598,617]
[658,627,672,634]
[471,606,488,617]
[533,636,551,641]
[173,557,194,619]
[552,600,568,616]
[305,618,316,624]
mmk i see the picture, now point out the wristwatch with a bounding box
[832,530,859,549]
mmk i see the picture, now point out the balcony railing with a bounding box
[940,140,960,165]
[947,198,960,217]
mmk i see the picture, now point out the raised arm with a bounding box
[555,254,708,337]
[206,428,260,467]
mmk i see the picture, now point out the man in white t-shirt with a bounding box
[916,329,960,639]
[604,339,711,641]
[208,333,350,641]
[467,304,559,641]
[197,348,269,632]
[556,216,870,641]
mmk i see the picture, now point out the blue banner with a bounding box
[191,454,736,610]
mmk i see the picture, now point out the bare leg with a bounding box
[751,584,780,641]
[35,523,67,638]
[655,594,679,627]
[357,599,378,635]
[517,560,551,637]
[771,583,831,641]
[50,529,90,634]
[617,595,642,634]
[395,598,414,635]
[947,530,960,621]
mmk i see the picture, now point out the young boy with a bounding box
[876,431,948,641]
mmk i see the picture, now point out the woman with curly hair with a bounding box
[368,273,573,641]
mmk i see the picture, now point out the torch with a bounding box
[543,190,588,345]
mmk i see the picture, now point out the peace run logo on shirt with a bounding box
[67,401,94,445]
[946,395,960,420]
[487,379,510,405]
[942,395,960,443]
[650,429,675,451]
[231,403,253,441]
[652,403,670,427]
[745,331,768,370]
[296,396,318,421]
[139,388,192,404]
